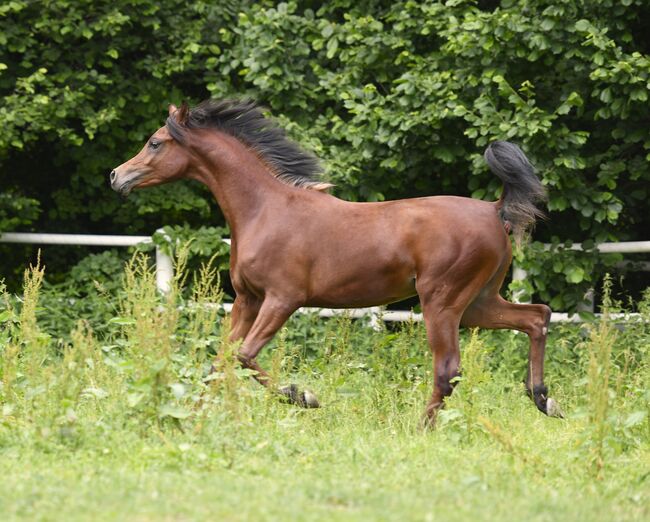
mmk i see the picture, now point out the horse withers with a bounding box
[110,99,562,425]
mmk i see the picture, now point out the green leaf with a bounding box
[565,266,585,284]
[108,317,136,326]
[159,404,191,419]
[126,393,144,408]
[326,37,339,59]
[540,19,555,31]
[624,411,646,428]
[82,387,109,400]
[170,383,186,399]
[321,24,334,38]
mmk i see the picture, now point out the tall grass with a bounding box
[438,328,489,441]
[0,258,648,521]
[18,253,48,384]
[584,275,617,478]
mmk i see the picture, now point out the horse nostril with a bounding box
[110,170,116,184]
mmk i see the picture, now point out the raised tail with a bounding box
[484,140,547,244]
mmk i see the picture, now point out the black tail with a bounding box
[484,141,547,244]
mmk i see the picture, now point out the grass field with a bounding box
[0,255,648,521]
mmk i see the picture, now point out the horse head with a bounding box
[110,104,191,196]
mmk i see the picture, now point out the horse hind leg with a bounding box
[421,307,462,428]
[461,296,563,417]
[417,280,478,428]
[416,254,506,427]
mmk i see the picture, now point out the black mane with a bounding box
[166,99,332,191]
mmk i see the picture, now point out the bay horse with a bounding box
[110,99,562,425]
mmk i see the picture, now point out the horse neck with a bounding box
[187,130,291,237]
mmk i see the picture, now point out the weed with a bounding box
[478,415,545,472]
[439,328,490,442]
[583,275,617,478]
[208,316,248,420]
[19,253,50,383]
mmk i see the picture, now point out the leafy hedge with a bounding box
[1,0,649,310]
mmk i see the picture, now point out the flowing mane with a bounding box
[166,99,333,192]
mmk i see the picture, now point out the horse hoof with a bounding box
[278,384,320,409]
[302,389,320,408]
[546,397,564,418]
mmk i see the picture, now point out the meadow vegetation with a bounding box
[0,253,648,521]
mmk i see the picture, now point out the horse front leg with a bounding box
[235,297,319,408]
[209,294,260,375]
[229,294,261,343]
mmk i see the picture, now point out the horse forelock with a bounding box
[165,99,333,192]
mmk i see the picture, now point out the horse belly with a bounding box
[305,249,417,308]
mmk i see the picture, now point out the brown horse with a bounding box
[110,99,562,425]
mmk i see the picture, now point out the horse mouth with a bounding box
[112,172,145,197]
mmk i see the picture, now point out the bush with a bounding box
[1,0,649,309]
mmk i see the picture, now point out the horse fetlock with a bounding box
[526,383,547,410]
[435,367,460,398]
[278,384,320,408]
[421,403,442,430]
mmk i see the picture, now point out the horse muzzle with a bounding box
[109,169,144,197]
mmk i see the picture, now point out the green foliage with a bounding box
[511,239,623,311]
[38,250,129,341]
[0,191,40,232]
[152,224,230,270]
[1,0,649,310]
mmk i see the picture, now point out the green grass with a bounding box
[0,256,648,521]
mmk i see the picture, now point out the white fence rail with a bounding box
[511,240,650,313]
[1,232,648,324]
[0,231,174,294]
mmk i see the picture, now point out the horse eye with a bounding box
[150,140,161,150]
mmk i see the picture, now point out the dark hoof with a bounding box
[278,384,320,408]
[528,384,564,418]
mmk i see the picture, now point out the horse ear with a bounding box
[168,104,178,117]
[176,101,190,125]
